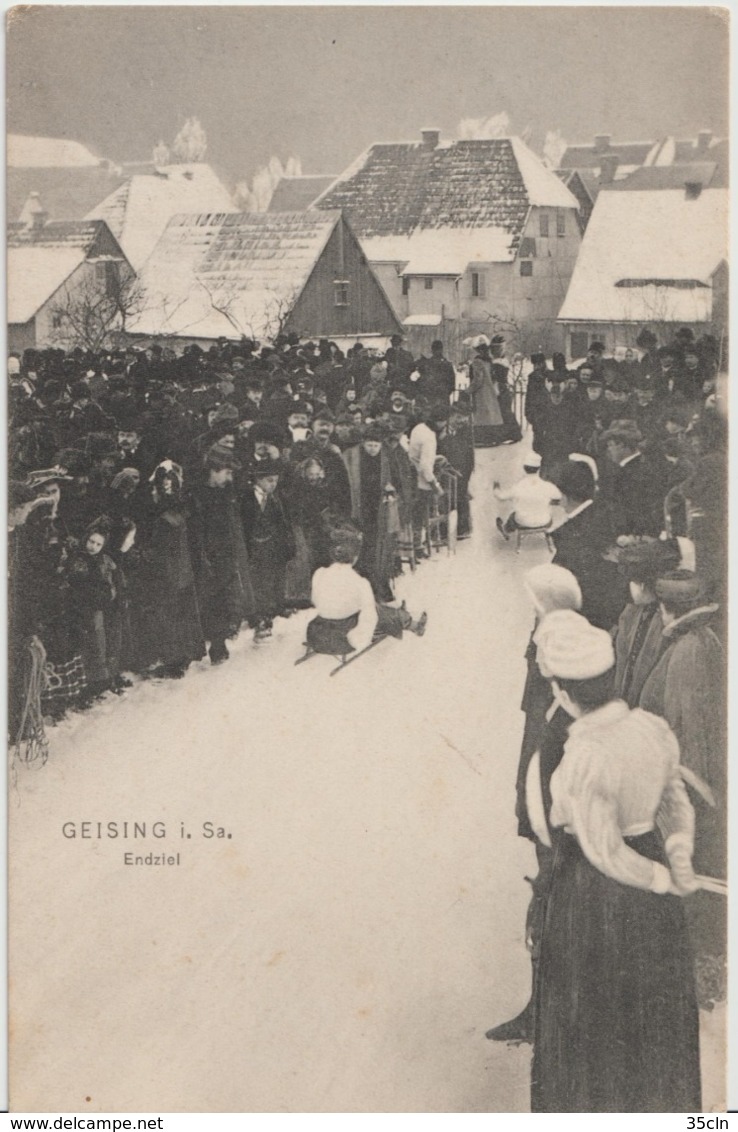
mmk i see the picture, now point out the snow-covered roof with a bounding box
[559,188,728,324]
[86,164,236,271]
[8,247,87,323]
[8,134,102,168]
[403,314,442,327]
[396,227,518,274]
[314,136,577,261]
[607,163,717,192]
[130,210,343,341]
[268,175,339,213]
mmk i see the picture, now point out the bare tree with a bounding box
[542,129,568,169]
[49,264,145,352]
[457,111,511,140]
[171,117,208,163]
[235,154,303,212]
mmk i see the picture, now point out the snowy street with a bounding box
[9,446,724,1112]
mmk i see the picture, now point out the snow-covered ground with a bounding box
[9,445,725,1112]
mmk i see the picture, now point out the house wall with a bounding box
[459,206,581,355]
[286,218,402,339]
[35,259,131,348]
[366,205,582,357]
[8,319,37,353]
[562,320,720,360]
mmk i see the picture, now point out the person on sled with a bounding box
[307,526,427,658]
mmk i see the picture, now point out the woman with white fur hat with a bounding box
[530,610,701,1113]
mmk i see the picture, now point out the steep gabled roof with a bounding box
[8,219,104,250]
[87,164,236,270]
[129,210,343,341]
[268,175,339,213]
[314,137,577,267]
[560,141,658,169]
[8,134,102,168]
[7,219,127,324]
[606,163,717,192]
[558,188,728,325]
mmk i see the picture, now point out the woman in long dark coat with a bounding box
[342,427,400,601]
[189,446,255,663]
[64,518,123,696]
[530,611,701,1113]
[284,455,334,607]
[132,463,205,677]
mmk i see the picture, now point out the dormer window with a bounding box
[334,280,350,307]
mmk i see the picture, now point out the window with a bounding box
[334,280,350,307]
[520,261,533,277]
[402,276,410,296]
[471,271,486,299]
[571,332,589,359]
[556,211,566,237]
[52,313,64,330]
[424,277,434,290]
[539,212,549,237]
[519,237,536,258]
[94,260,119,297]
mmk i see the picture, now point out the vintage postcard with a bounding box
[6,5,729,1115]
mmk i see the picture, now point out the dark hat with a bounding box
[210,402,239,426]
[85,433,119,458]
[204,441,241,471]
[614,538,681,583]
[654,569,706,607]
[313,406,335,423]
[636,329,658,349]
[249,422,285,446]
[549,459,596,503]
[530,352,547,367]
[55,448,92,476]
[9,480,39,508]
[601,419,642,446]
[589,341,605,354]
[252,457,283,480]
[607,376,631,395]
[288,400,310,416]
[675,327,695,342]
[363,423,385,442]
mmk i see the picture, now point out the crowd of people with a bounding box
[8,333,471,757]
[8,320,728,1111]
[483,326,727,1112]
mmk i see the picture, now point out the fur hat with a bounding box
[614,537,681,584]
[535,610,614,680]
[204,442,241,472]
[524,564,582,616]
[252,457,283,480]
[600,419,643,447]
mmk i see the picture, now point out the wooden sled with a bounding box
[294,632,390,676]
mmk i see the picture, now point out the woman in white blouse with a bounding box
[529,610,701,1114]
[307,526,427,656]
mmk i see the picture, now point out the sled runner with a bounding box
[294,632,389,676]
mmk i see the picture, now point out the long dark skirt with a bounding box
[306,606,406,656]
[531,830,701,1113]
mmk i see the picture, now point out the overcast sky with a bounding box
[7,6,729,184]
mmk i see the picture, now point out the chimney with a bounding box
[685,181,703,200]
[599,154,620,184]
[21,191,48,232]
[696,130,713,154]
[594,133,611,154]
[421,128,440,151]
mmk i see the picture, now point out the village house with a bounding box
[558,130,729,202]
[557,185,729,359]
[126,209,401,348]
[86,163,237,272]
[312,131,582,356]
[8,201,134,353]
[267,174,338,213]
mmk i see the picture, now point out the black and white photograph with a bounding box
[6,4,730,1116]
